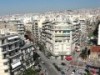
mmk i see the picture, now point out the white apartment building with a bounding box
[41,20,80,59]
[79,19,88,48]
[14,20,25,35]
[24,22,33,32]
[80,19,87,34]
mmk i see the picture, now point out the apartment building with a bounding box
[80,19,87,34]
[24,22,33,32]
[41,20,79,59]
[0,20,25,36]
[14,20,25,35]
[32,20,41,44]
[21,41,34,69]
[0,33,35,75]
[0,34,23,75]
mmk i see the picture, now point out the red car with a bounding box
[65,55,73,61]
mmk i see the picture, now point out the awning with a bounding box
[8,36,19,40]
[11,61,21,69]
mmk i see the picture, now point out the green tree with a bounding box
[22,68,38,75]
[85,69,91,75]
[79,48,90,60]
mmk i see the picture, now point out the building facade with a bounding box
[32,20,41,44]
[0,33,35,75]
[41,21,80,59]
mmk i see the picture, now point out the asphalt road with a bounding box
[36,50,61,75]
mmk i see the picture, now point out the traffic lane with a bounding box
[37,50,61,75]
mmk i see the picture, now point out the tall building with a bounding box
[0,34,23,75]
[32,20,41,44]
[0,33,35,75]
[79,19,88,48]
[21,42,34,69]
[14,20,25,35]
[41,20,79,59]
[24,22,33,32]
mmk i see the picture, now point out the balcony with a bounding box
[55,33,70,37]
[7,36,19,40]
[3,65,9,70]
[3,59,8,62]
[54,27,72,30]
[58,51,71,55]
[2,49,8,54]
[8,46,19,52]
[0,40,19,47]
[8,52,22,59]
[17,25,24,28]
[17,28,24,31]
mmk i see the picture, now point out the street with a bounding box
[36,49,61,75]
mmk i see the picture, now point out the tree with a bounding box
[85,69,91,75]
[20,68,38,75]
[79,48,89,60]
[25,30,34,42]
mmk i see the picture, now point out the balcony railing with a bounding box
[8,52,22,59]
[55,34,70,37]
[0,40,19,47]
[8,46,19,52]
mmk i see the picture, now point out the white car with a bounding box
[71,72,75,75]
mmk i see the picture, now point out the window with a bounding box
[9,45,12,50]
[59,31,61,33]
[63,31,66,33]
[67,39,70,42]
[4,62,8,65]
[55,41,57,42]
[15,50,18,53]
[64,30,70,33]
[35,23,38,25]
[59,40,62,42]
[2,46,6,52]
[55,31,57,33]
[15,43,17,47]
[2,39,5,44]
[4,69,8,73]
[55,40,62,42]
[3,54,7,59]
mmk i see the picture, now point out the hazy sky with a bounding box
[0,0,100,15]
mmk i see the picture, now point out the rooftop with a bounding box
[90,45,100,52]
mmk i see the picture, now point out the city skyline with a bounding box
[0,0,100,15]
